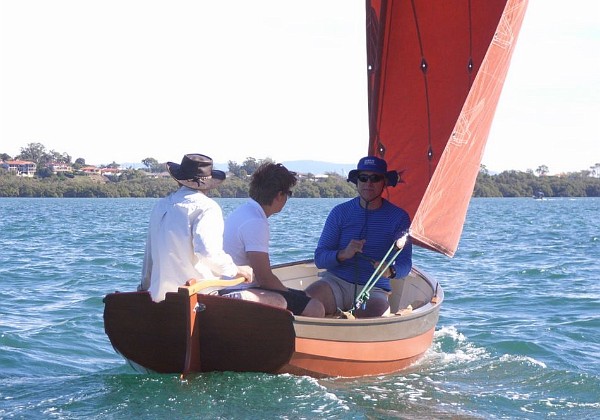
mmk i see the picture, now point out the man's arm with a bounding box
[246,251,287,291]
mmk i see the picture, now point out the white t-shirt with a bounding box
[141,186,238,302]
[223,199,269,288]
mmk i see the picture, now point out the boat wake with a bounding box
[427,326,549,372]
[425,326,489,368]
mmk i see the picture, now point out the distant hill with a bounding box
[282,160,355,176]
[214,160,355,176]
[119,162,145,169]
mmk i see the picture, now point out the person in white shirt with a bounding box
[223,162,325,317]
[139,153,252,302]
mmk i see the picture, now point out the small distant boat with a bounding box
[534,191,545,200]
[104,0,528,378]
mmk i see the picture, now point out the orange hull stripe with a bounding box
[286,353,424,377]
[294,326,435,362]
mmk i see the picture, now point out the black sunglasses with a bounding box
[284,190,293,197]
[357,174,384,183]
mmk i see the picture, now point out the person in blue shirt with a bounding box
[306,156,412,317]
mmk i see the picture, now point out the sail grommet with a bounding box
[420,58,428,74]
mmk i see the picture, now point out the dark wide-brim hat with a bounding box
[166,154,226,190]
[347,156,399,187]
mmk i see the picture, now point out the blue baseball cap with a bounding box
[347,156,399,187]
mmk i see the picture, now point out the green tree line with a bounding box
[1,143,599,198]
[0,169,358,198]
[474,166,600,197]
[2,164,599,198]
[0,148,358,198]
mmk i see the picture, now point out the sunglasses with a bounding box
[357,174,384,183]
[284,190,293,197]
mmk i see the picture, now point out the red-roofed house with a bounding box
[1,160,37,177]
[81,166,101,175]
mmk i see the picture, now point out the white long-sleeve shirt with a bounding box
[140,186,238,302]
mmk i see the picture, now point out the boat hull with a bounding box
[282,315,438,377]
[103,261,443,378]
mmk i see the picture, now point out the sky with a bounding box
[1,0,598,174]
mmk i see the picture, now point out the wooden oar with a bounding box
[179,277,246,296]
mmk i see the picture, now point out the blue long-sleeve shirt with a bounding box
[314,197,412,291]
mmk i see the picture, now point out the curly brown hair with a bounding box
[249,162,297,205]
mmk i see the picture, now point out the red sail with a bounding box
[366,0,528,256]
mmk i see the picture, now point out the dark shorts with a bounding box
[278,288,311,315]
[218,287,311,315]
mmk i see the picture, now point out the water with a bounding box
[1,197,599,419]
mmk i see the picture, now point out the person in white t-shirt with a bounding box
[223,162,324,317]
[138,153,253,302]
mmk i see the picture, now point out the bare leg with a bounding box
[355,294,390,318]
[301,298,325,317]
[305,281,337,315]
[224,289,287,309]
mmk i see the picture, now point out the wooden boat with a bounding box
[104,262,441,377]
[104,0,528,378]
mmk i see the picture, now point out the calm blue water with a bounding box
[1,197,598,419]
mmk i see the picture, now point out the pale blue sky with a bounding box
[1,0,598,174]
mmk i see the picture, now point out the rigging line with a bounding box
[410,0,434,179]
[374,0,392,156]
[354,199,371,301]
[366,4,375,146]
[366,1,382,152]
[467,0,474,84]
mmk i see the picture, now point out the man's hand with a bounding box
[368,260,394,278]
[236,265,253,283]
[337,239,366,262]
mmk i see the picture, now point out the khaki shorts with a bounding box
[318,271,390,312]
